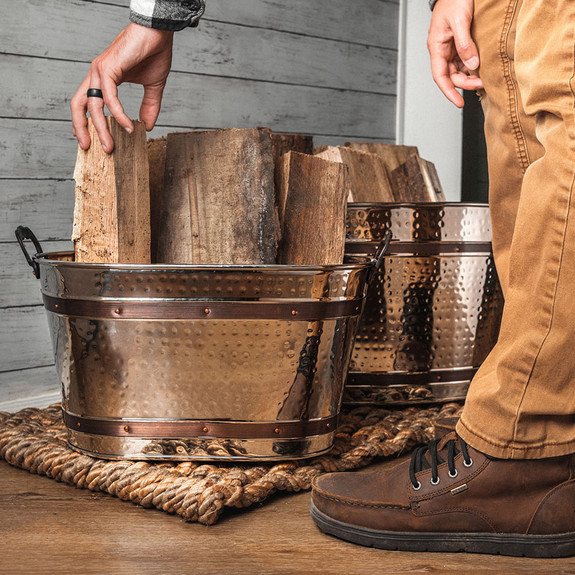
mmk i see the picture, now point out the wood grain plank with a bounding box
[1,8,397,93]
[204,0,400,48]
[73,118,151,264]
[0,57,395,140]
[0,366,60,409]
[0,306,53,373]
[0,240,70,308]
[0,179,74,242]
[0,460,571,575]
[99,0,400,48]
[157,127,277,264]
[277,152,348,265]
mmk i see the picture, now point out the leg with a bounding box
[459,0,575,458]
[310,0,575,556]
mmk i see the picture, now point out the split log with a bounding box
[315,146,394,203]
[72,117,151,263]
[277,151,348,265]
[344,142,419,172]
[391,155,446,202]
[147,136,167,262]
[272,133,314,231]
[156,127,277,264]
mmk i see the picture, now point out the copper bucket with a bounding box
[344,203,503,406]
[16,226,389,461]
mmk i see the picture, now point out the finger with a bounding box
[86,68,114,154]
[450,16,480,70]
[430,52,465,107]
[71,75,92,150]
[139,82,166,131]
[101,74,134,134]
[451,72,484,91]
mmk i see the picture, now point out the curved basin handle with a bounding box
[15,226,43,279]
[369,229,392,280]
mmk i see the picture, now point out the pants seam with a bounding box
[500,0,531,172]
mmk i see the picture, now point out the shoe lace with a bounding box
[409,436,471,489]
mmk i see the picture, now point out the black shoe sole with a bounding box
[310,501,575,558]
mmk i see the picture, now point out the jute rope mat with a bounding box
[0,402,462,525]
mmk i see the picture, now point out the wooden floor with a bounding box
[1,459,574,575]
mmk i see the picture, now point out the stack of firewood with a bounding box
[72,119,444,265]
[314,142,445,203]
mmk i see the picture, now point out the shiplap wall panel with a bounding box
[3,5,397,94]
[0,57,395,139]
[1,241,71,308]
[0,0,399,406]
[0,180,74,242]
[0,367,60,408]
[0,307,54,373]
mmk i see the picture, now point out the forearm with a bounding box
[130,0,205,31]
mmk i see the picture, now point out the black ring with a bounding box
[86,88,104,99]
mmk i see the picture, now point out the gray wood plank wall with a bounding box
[0,0,400,410]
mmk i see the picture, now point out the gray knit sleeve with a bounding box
[130,0,205,31]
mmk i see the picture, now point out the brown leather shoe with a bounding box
[311,433,575,557]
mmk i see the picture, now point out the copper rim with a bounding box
[346,367,478,387]
[63,410,339,439]
[345,241,493,256]
[44,294,362,321]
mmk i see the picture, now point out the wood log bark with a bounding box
[391,155,446,202]
[277,151,348,265]
[147,136,167,263]
[156,127,277,264]
[72,117,151,263]
[344,142,419,172]
[315,146,394,202]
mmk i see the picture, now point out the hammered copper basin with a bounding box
[20,236,381,462]
[344,203,503,406]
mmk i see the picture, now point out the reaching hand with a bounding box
[71,22,174,153]
[427,0,483,107]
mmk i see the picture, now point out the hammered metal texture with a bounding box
[38,256,369,460]
[345,203,503,406]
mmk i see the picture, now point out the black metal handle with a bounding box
[370,229,392,272]
[15,226,43,279]
[365,229,392,287]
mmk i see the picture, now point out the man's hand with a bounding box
[71,22,174,153]
[427,0,483,107]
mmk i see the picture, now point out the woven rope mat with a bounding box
[0,402,462,525]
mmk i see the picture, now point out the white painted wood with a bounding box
[0,0,400,405]
[0,306,54,373]
[0,241,71,308]
[0,57,395,137]
[0,366,60,408]
[102,0,400,48]
[396,0,462,201]
[0,393,61,412]
[2,6,397,93]
[0,180,74,242]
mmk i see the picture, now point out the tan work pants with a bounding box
[457,0,575,458]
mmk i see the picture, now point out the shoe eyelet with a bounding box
[412,481,422,491]
[463,458,473,468]
[448,469,458,478]
[430,477,440,486]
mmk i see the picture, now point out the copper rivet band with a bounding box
[347,368,478,387]
[43,294,362,321]
[63,410,339,440]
